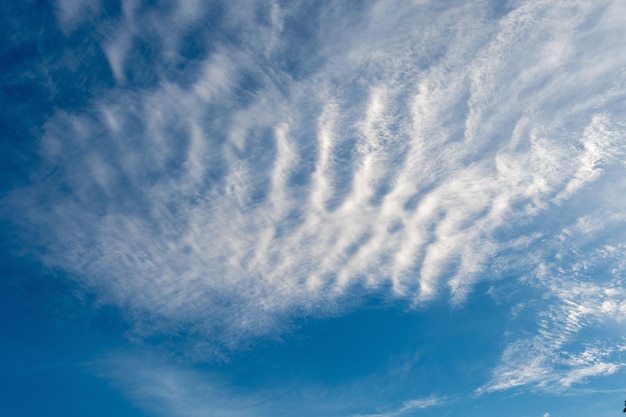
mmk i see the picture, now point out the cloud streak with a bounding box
[353,396,445,417]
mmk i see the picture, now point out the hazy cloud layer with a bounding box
[8,0,626,395]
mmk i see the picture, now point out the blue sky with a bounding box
[2,0,626,416]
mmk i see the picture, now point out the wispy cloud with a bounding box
[7,0,626,394]
[98,354,269,417]
[353,396,445,417]
[98,351,440,417]
[481,239,626,393]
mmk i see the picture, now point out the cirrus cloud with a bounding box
[6,0,626,394]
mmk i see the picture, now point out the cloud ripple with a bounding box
[7,0,626,389]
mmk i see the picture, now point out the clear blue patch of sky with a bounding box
[0,255,144,417]
[193,283,509,407]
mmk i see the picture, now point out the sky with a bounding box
[2,0,626,416]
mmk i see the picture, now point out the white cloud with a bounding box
[353,396,445,417]
[481,240,626,393]
[10,0,624,380]
[98,354,268,417]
